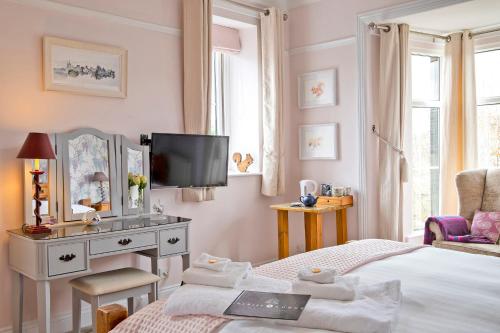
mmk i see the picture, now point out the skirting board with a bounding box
[0,284,180,333]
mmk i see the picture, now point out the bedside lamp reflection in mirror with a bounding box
[17,132,56,234]
[92,171,109,204]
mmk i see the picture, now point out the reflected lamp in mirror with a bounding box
[17,133,56,234]
[92,171,109,203]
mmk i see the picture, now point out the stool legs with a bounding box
[127,297,134,315]
[72,289,81,333]
[91,296,100,333]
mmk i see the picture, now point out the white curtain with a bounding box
[181,0,215,202]
[260,8,285,197]
[378,24,410,241]
[440,31,477,214]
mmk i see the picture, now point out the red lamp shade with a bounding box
[17,133,56,160]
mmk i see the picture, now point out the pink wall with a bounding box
[285,0,413,241]
[0,0,416,329]
[0,0,291,329]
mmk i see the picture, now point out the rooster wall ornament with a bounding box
[232,152,254,173]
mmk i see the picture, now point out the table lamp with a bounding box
[17,133,56,234]
[92,171,109,203]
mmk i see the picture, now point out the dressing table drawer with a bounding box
[48,242,87,277]
[89,231,157,255]
[160,227,187,256]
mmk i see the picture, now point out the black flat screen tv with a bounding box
[150,133,229,188]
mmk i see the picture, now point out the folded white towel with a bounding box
[297,267,337,284]
[164,278,402,333]
[182,261,252,288]
[192,253,231,272]
[292,275,360,301]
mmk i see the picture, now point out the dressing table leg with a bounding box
[150,257,159,301]
[182,254,190,271]
[12,272,23,333]
[36,280,51,333]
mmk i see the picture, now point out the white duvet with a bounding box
[219,247,500,333]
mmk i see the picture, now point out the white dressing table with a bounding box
[8,215,191,333]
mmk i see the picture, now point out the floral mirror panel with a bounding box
[68,133,111,216]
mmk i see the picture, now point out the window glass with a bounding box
[411,54,440,102]
[477,104,500,168]
[476,49,500,99]
[411,107,440,230]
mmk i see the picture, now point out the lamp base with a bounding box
[23,224,51,234]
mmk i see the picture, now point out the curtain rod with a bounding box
[368,22,451,42]
[222,0,288,20]
[369,22,500,41]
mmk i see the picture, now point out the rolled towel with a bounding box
[193,253,231,272]
[182,262,252,288]
[297,267,337,284]
[292,275,360,301]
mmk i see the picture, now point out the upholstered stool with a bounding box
[70,267,160,333]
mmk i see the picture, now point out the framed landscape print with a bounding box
[299,123,338,160]
[298,69,336,109]
[43,36,127,98]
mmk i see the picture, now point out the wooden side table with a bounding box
[270,202,353,259]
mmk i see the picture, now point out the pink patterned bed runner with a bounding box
[112,239,424,333]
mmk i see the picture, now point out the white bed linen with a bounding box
[219,247,500,333]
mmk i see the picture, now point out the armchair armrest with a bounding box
[428,222,444,241]
[424,216,469,245]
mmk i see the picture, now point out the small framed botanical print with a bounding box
[299,123,339,160]
[43,36,127,98]
[298,69,336,109]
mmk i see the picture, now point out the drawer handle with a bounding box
[59,253,76,262]
[167,237,180,244]
[118,238,132,246]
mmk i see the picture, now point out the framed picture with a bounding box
[298,69,336,109]
[299,123,338,160]
[43,36,127,98]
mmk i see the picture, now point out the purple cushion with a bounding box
[471,210,500,244]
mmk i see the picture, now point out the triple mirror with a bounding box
[23,128,150,224]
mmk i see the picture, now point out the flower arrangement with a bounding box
[128,172,148,190]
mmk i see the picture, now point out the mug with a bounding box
[332,187,344,197]
[320,183,332,196]
[343,187,352,196]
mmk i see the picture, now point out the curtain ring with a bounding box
[446,35,451,43]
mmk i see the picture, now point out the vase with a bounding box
[129,185,139,208]
[137,189,144,216]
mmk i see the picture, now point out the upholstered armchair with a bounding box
[429,168,500,257]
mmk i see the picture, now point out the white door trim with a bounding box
[355,0,471,239]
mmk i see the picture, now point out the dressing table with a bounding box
[8,216,190,333]
[8,128,191,333]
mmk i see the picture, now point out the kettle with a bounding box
[300,193,318,207]
[299,179,318,196]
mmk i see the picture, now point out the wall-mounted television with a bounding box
[150,133,229,189]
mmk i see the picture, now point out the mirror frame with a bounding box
[23,134,57,225]
[56,128,121,221]
[117,135,150,216]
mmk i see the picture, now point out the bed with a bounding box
[111,239,500,333]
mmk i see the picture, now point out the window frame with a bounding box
[407,40,445,233]
[473,36,500,168]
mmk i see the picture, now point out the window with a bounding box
[210,22,260,174]
[410,54,441,231]
[475,49,500,168]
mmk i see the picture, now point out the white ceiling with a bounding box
[388,0,500,34]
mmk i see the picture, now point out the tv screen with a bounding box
[150,133,229,188]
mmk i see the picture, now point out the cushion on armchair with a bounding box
[471,210,500,244]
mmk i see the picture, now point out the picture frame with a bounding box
[43,36,127,98]
[298,69,336,109]
[299,123,339,160]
